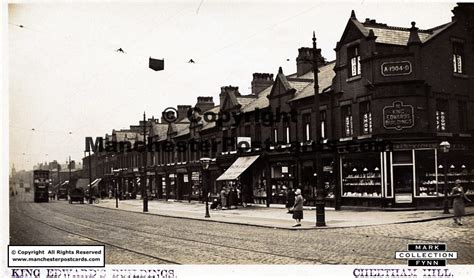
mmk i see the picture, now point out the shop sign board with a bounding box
[191,171,200,181]
[381,61,412,76]
[323,166,333,172]
[395,194,413,204]
[383,101,415,131]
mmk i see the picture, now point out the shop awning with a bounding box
[216,155,260,181]
[90,178,102,189]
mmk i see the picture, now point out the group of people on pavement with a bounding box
[216,185,242,210]
[285,187,304,227]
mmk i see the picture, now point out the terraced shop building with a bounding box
[84,4,474,209]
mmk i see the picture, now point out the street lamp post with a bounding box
[312,31,326,227]
[200,157,211,218]
[112,168,123,208]
[439,141,450,214]
[142,112,149,213]
[88,150,93,204]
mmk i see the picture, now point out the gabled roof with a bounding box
[348,16,454,46]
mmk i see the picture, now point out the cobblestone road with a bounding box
[10,194,474,264]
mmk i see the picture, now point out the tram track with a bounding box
[12,201,181,265]
[22,201,326,264]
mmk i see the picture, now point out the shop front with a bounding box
[339,143,474,209]
[190,170,202,201]
[299,155,336,206]
[216,155,260,206]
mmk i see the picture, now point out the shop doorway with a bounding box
[391,151,414,204]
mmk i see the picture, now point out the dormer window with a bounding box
[348,45,361,77]
[453,42,464,74]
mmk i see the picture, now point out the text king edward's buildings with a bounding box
[84,4,474,209]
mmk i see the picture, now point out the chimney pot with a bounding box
[251,73,274,95]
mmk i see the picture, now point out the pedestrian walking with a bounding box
[286,187,295,213]
[291,189,304,227]
[220,186,227,209]
[451,179,471,226]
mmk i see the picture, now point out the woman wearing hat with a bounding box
[451,179,471,226]
[291,189,304,227]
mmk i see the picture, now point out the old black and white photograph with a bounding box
[2,1,474,277]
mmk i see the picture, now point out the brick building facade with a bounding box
[84,4,474,209]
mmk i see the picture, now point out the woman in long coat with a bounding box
[451,179,471,226]
[291,189,304,227]
[286,187,295,213]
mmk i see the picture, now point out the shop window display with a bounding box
[436,152,474,197]
[341,153,382,197]
[415,149,438,197]
[191,171,202,199]
[270,165,294,204]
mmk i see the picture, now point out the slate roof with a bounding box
[174,122,190,137]
[289,61,336,101]
[114,130,138,143]
[241,86,272,112]
[151,123,168,139]
[201,105,221,130]
[236,96,257,107]
[353,19,454,46]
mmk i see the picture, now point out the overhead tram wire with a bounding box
[9,4,322,133]
[162,2,322,82]
[192,2,322,64]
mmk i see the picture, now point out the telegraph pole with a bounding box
[68,156,72,192]
[312,31,326,227]
[88,150,93,204]
[142,112,149,212]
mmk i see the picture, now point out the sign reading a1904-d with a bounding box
[381,61,412,76]
[383,101,414,130]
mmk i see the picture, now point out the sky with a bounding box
[6,0,456,171]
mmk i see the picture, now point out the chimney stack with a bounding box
[251,73,274,95]
[177,105,192,122]
[195,96,215,112]
[296,47,325,77]
[219,86,239,107]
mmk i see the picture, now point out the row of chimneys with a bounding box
[160,47,325,123]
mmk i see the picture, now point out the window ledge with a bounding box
[357,134,372,140]
[436,132,453,137]
[453,73,468,79]
[339,137,353,142]
[346,75,362,83]
[459,133,472,137]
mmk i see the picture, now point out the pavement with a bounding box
[94,198,474,230]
